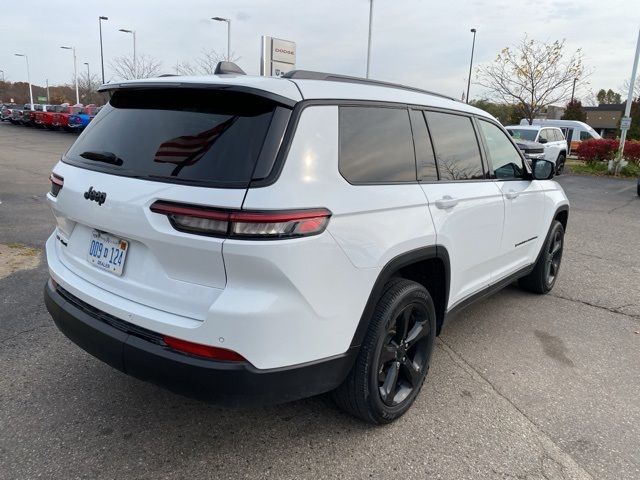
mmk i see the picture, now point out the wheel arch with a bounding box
[554,204,569,231]
[349,246,451,349]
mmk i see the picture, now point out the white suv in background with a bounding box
[45,64,569,424]
[506,125,568,174]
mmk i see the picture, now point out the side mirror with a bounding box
[531,159,555,180]
[538,137,548,144]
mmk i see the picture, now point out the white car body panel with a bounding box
[45,74,569,374]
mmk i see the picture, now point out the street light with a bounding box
[14,54,34,106]
[212,17,231,61]
[119,28,137,77]
[466,28,477,104]
[99,16,108,83]
[366,0,374,79]
[61,46,79,104]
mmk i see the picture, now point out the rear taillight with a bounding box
[150,201,332,239]
[163,335,246,362]
[49,173,64,197]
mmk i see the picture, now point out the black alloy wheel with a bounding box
[332,279,436,424]
[377,302,431,406]
[545,227,563,287]
[519,220,565,294]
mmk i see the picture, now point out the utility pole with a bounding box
[46,79,50,103]
[570,77,577,103]
[613,28,640,174]
[14,54,33,106]
[212,17,231,61]
[366,0,374,78]
[99,16,108,84]
[466,28,477,104]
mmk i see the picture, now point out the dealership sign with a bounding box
[261,36,296,77]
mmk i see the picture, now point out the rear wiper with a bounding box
[79,151,123,166]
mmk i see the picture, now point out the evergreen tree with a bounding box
[562,100,587,121]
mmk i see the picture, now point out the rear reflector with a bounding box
[150,201,331,239]
[163,335,246,362]
[49,173,64,197]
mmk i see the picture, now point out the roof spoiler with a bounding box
[214,61,246,75]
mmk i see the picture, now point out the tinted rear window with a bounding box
[426,111,484,181]
[64,89,280,187]
[339,106,415,183]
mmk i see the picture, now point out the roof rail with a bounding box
[282,70,456,101]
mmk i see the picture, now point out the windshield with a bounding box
[507,128,538,141]
[64,88,282,188]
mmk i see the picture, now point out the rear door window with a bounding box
[64,89,284,188]
[339,106,416,183]
[426,111,484,180]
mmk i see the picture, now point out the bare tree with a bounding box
[477,36,587,124]
[176,49,241,76]
[621,75,640,100]
[110,54,163,80]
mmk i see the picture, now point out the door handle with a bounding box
[505,189,520,200]
[435,195,459,210]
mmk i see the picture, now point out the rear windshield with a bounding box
[64,88,282,187]
[507,128,538,141]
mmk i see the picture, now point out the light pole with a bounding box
[212,17,231,61]
[14,54,33,106]
[119,29,137,77]
[466,28,477,104]
[366,0,374,78]
[613,28,640,174]
[0,70,4,83]
[99,16,108,83]
[570,77,577,103]
[84,62,91,101]
[61,46,79,104]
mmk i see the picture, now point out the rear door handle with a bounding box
[505,189,520,200]
[435,195,459,210]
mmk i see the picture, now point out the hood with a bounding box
[514,138,544,151]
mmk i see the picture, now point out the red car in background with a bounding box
[32,105,57,128]
[51,104,85,131]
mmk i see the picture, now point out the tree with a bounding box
[477,35,586,125]
[562,99,587,121]
[621,75,640,100]
[176,49,241,76]
[469,99,520,125]
[110,54,162,80]
[596,88,622,104]
[628,99,640,140]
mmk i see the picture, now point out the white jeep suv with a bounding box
[44,65,569,424]
[506,125,568,175]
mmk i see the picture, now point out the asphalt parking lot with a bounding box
[0,121,638,480]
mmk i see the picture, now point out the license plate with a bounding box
[87,230,129,276]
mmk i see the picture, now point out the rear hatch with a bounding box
[50,87,292,320]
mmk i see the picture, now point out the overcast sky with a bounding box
[2,0,638,102]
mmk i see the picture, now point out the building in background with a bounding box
[583,103,625,137]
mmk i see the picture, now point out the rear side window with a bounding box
[409,109,438,181]
[426,111,484,180]
[339,106,415,183]
[64,89,283,188]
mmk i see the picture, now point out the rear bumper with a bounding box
[44,279,357,406]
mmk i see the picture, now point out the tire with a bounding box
[519,220,565,294]
[332,279,436,424]
[555,154,566,175]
